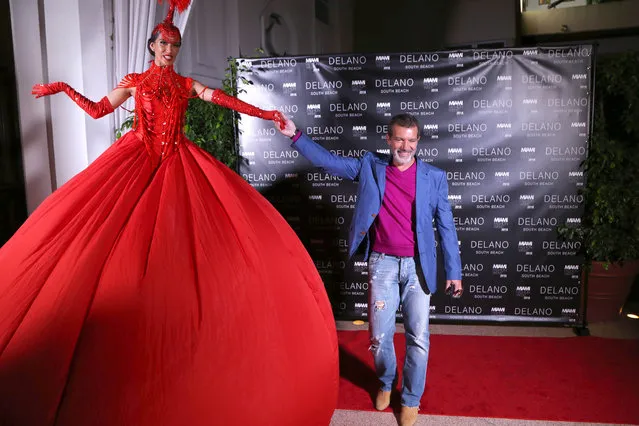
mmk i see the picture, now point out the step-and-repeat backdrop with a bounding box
[236,45,593,325]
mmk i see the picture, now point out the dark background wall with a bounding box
[0,0,27,245]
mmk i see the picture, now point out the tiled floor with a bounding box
[330,302,639,425]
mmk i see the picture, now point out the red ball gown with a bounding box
[0,63,338,425]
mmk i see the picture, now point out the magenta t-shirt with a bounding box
[371,161,417,257]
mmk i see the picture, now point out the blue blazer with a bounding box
[292,133,462,294]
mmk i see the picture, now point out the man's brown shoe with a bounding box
[374,389,391,411]
[399,406,418,426]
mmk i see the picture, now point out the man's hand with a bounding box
[275,113,298,138]
[445,280,463,298]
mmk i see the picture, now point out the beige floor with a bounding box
[330,302,639,426]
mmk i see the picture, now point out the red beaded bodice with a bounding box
[118,63,193,162]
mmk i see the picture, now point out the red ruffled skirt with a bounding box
[0,133,338,425]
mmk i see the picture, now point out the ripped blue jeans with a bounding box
[367,251,431,408]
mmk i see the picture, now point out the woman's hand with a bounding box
[275,113,297,138]
[31,82,68,98]
[271,111,286,131]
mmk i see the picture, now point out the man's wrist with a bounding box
[290,129,302,142]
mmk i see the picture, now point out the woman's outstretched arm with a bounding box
[32,83,133,119]
[191,80,284,129]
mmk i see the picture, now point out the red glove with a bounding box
[32,82,114,119]
[211,89,285,130]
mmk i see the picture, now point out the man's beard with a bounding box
[392,148,415,165]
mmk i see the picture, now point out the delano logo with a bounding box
[496,123,512,129]
[307,104,321,117]
[308,195,322,201]
[491,307,506,313]
[572,73,587,80]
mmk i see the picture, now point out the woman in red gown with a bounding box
[0,2,338,425]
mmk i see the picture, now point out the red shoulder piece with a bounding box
[184,77,194,94]
[117,73,141,89]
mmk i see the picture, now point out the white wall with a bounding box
[177,0,354,87]
[9,0,52,213]
[176,0,240,87]
[10,0,112,212]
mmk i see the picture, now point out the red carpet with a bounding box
[338,330,639,424]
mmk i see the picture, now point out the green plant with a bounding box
[115,56,255,170]
[558,52,639,266]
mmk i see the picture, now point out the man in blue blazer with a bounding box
[276,113,462,426]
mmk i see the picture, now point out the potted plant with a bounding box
[559,51,639,323]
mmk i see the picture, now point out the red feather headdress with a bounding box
[153,0,192,41]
